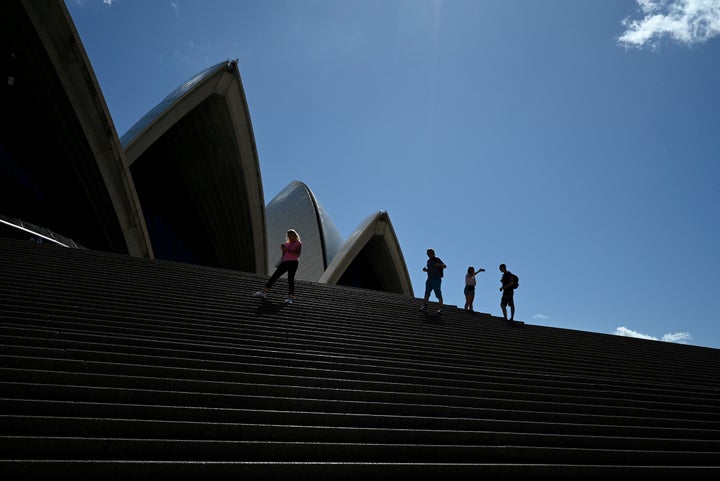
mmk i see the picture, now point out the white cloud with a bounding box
[532,314,550,321]
[614,326,692,344]
[618,0,720,48]
[615,326,657,340]
[72,0,113,5]
[661,331,693,343]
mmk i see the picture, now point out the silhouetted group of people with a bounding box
[419,248,518,321]
[251,232,518,322]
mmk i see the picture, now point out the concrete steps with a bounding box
[2,237,720,479]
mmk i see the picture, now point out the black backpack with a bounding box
[511,273,519,289]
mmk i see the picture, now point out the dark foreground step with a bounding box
[1,460,719,481]
[3,415,720,453]
[2,436,720,465]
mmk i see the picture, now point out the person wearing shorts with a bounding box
[419,248,446,313]
[499,263,516,321]
[464,266,485,311]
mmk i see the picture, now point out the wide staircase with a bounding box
[1,237,720,480]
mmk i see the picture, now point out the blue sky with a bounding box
[65,0,720,349]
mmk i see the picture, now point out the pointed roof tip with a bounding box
[118,57,266,273]
[121,60,239,149]
[320,209,413,297]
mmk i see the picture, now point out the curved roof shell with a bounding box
[0,214,84,249]
[267,182,412,295]
[265,181,344,282]
[122,61,267,273]
[0,0,151,257]
[320,211,414,296]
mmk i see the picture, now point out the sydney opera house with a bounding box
[1,0,413,297]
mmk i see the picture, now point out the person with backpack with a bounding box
[499,263,518,322]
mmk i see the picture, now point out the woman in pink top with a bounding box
[254,229,302,304]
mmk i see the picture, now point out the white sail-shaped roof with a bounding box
[121,60,267,273]
[320,211,413,296]
[1,0,151,257]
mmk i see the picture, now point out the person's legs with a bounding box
[507,295,515,321]
[424,279,433,301]
[431,278,443,310]
[285,261,299,298]
[500,297,508,320]
[468,290,475,311]
[420,279,432,310]
[265,262,290,291]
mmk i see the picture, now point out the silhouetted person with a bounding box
[419,248,447,314]
[499,263,516,321]
[254,229,302,304]
[464,266,485,311]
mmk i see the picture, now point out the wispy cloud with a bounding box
[661,331,693,343]
[532,314,550,321]
[614,326,692,344]
[69,0,114,6]
[618,0,720,48]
